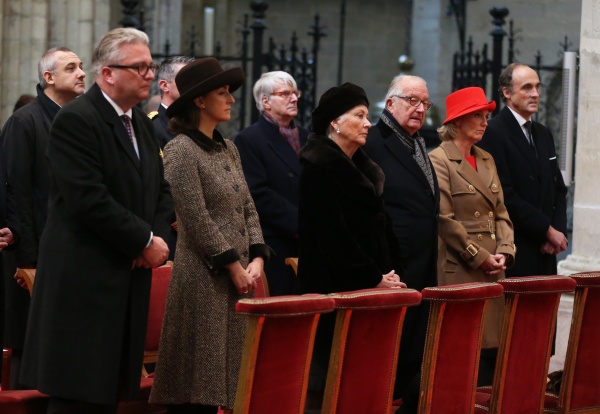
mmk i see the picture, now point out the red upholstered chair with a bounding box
[321,288,422,414]
[416,282,504,414]
[142,262,172,377]
[233,294,336,414]
[474,275,577,414]
[0,390,49,413]
[544,271,600,414]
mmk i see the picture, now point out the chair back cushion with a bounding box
[145,264,172,352]
[491,276,576,413]
[419,282,503,414]
[324,288,422,414]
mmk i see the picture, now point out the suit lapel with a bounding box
[500,108,540,171]
[383,131,431,190]
[442,140,495,205]
[261,117,302,175]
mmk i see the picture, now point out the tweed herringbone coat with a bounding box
[150,130,268,408]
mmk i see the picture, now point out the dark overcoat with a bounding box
[234,116,308,295]
[19,83,174,405]
[1,85,58,350]
[362,119,439,369]
[477,106,567,276]
[297,134,404,294]
[151,104,173,148]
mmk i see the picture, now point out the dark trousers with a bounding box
[47,397,117,414]
[167,404,219,414]
[477,347,498,387]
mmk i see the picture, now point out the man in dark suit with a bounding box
[363,74,439,410]
[234,71,308,296]
[0,47,86,390]
[148,55,195,148]
[20,28,172,413]
[478,63,568,277]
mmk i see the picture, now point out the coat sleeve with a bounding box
[429,149,490,270]
[2,115,42,266]
[234,129,299,236]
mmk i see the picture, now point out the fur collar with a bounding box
[299,133,385,196]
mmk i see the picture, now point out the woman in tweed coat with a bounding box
[150,58,271,414]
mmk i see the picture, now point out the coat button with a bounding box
[468,185,475,192]
[491,233,496,240]
[474,211,481,218]
[288,172,294,178]
[224,165,231,172]
[239,228,246,236]
[491,183,498,190]
[488,211,494,218]
[233,184,240,192]
[477,234,483,241]
[242,251,248,257]
[235,206,243,214]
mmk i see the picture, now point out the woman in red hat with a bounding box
[149,58,272,414]
[429,86,516,386]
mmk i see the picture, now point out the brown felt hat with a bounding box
[166,57,245,117]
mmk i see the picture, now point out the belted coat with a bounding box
[429,140,515,348]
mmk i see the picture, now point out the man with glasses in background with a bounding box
[20,28,172,414]
[363,74,440,413]
[234,71,308,296]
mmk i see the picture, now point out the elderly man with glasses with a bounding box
[234,71,308,296]
[363,74,440,413]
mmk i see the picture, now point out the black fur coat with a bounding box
[297,134,405,294]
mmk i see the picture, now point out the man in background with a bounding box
[478,63,568,278]
[149,55,195,148]
[0,46,86,390]
[234,71,309,296]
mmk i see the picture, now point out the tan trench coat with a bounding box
[150,132,265,408]
[429,140,515,348]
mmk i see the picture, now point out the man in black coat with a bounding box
[19,28,172,413]
[363,74,440,408]
[148,55,195,148]
[0,46,86,390]
[234,71,308,295]
[478,63,568,276]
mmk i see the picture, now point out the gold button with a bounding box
[491,234,496,240]
[474,211,481,218]
[488,211,494,218]
[468,185,475,192]
[491,183,498,190]
[477,234,483,241]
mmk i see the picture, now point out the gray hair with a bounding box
[385,74,427,100]
[253,71,298,112]
[498,63,528,103]
[157,56,195,82]
[90,28,149,77]
[38,47,73,89]
[437,122,457,141]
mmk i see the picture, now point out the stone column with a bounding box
[549,0,600,373]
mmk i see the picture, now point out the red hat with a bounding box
[442,87,496,125]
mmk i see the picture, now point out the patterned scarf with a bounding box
[379,108,435,194]
[263,112,301,154]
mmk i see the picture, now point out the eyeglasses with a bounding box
[108,63,159,77]
[391,95,433,111]
[270,90,302,99]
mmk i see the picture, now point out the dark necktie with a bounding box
[524,120,537,157]
[121,115,139,158]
